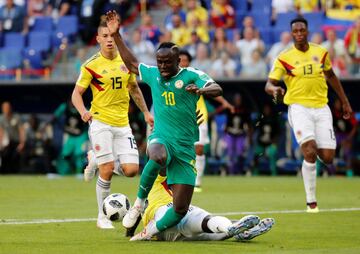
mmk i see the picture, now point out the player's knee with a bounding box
[319,155,334,165]
[122,164,139,177]
[173,203,189,215]
[302,142,317,162]
[98,161,114,179]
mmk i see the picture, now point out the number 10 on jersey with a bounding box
[161,91,176,106]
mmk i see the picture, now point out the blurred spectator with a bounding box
[310,32,323,45]
[209,50,236,78]
[0,101,25,174]
[322,29,348,77]
[164,0,186,30]
[344,17,360,76]
[158,29,172,45]
[223,93,253,175]
[184,30,202,57]
[210,27,237,60]
[187,16,209,44]
[322,29,346,58]
[169,13,190,47]
[139,13,162,46]
[235,27,265,66]
[294,0,320,13]
[240,49,267,78]
[27,0,50,17]
[0,0,28,33]
[192,42,212,72]
[332,98,358,173]
[271,0,295,24]
[23,114,55,174]
[52,100,88,176]
[48,0,78,19]
[252,103,280,176]
[0,0,24,6]
[266,31,292,66]
[130,29,156,66]
[185,0,208,28]
[239,16,260,39]
[210,0,235,29]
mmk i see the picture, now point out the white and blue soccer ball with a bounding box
[102,193,130,221]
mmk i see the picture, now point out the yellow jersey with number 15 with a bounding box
[268,43,332,108]
[76,52,136,127]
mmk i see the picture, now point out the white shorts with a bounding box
[288,104,336,149]
[194,122,210,146]
[155,204,210,241]
[89,120,139,165]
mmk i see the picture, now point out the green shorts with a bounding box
[148,134,196,186]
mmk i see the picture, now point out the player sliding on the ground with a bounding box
[85,153,275,241]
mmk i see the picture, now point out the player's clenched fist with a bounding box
[81,111,92,123]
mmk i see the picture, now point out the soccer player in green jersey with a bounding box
[106,10,223,241]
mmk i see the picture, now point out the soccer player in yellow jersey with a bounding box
[132,170,274,241]
[179,50,234,193]
[265,17,352,213]
[71,18,153,229]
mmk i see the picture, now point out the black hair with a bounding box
[290,17,308,28]
[157,42,180,57]
[179,49,192,62]
[157,42,178,50]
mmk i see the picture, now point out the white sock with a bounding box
[195,155,206,186]
[207,216,232,233]
[301,160,317,204]
[134,197,146,209]
[96,176,111,215]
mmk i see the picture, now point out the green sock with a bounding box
[156,207,184,231]
[137,160,162,199]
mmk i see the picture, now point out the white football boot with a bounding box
[235,218,275,241]
[227,215,260,237]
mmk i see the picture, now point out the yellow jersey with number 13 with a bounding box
[76,52,136,127]
[268,43,332,108]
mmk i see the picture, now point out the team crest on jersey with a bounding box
[175,80,184,89]
[120,64,128,73]
[312,56,319,62]
[296,130,302,139]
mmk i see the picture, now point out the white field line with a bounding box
[1,207,360,225]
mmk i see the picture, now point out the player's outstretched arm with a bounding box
[106,10,140,75]
[265,78,285,104]
[128,81,154,127]
[186,83,223,97]
[324,69,353,119]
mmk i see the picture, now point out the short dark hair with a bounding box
[290,17,308,28]
[179,49,192,62]
[157,42,179,55]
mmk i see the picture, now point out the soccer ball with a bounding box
[102,193,130,221]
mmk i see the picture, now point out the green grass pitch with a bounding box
[0,175,359,254]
